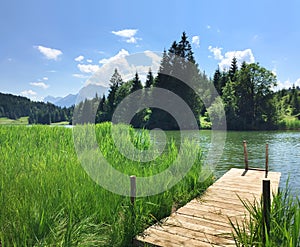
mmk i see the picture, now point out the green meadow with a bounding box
[0,123,211,246]
[0,117,28,125]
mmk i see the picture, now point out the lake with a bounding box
[165,130,300,196]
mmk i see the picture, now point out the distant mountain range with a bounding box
[44,84,108,107]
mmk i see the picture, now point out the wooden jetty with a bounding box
[135,168,281,246]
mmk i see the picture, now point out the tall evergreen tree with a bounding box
[223,61,277,130]
[145,68,154,88]
[107,68,123,115]
[236,61,254,128]
[229,57,238,82]
[149,32,202,130]
[213,67,222,95]
[291,84,300,115]
[131,72,143,92]
[81,99,94,123]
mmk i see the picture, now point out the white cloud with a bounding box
[112,29,140,43]
[275,78,300,90]
[30,82,49,89]
[208,46,224,60]
[36,45,62,60]
[207,25,211,29]
[208,46,255,71]
[192,36,200,47]
[43,77,48,81]
[21,90,37,97]
[112,29,137,38]
[99,49,129,64]
[219,49,255,70]
[86,59,93,63]
[126,36,137,43]
[77,64,100,73]
[75,55,84,62]
[73,73,89,79]
[85,50,162,89]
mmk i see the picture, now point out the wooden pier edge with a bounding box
[135,168,281,247]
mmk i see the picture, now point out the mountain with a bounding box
[55,94,77,108]
[76,84,108,103]
[44,84,108,107]
[43,95,62,105]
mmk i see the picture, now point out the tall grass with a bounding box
[0,123,211,246]
[230,184,300,246]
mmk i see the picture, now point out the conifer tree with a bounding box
[291,84,300,115]
[229,57,238,82]
[145,68,154,88]
[107,68,123,114]
[213,67,222,95]
[148,32,202,130]
[131,72,143,92]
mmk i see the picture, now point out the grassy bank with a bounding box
[231,185,300,246]
[278,116,300,130]
[0,117,28,125]
[0,123,211,246]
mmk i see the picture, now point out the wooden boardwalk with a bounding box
[135,168,281,247]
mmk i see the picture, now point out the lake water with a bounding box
[166,130,300,196]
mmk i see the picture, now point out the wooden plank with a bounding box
[176,207,248,227]
[135,168,281,247]
[136,228,230,247]
[165,213,234,233]
[140,226,235,247]
[183,202,248,217]
[189,199,247,212]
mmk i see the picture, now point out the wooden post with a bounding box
[262,179,271,245]
[243,140,249,171]
[130,175,136,205]
[265,143,269,178]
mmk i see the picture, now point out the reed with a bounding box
[0,123,211,246]
[230,181,300,246]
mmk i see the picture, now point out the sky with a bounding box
[1,0,300,101]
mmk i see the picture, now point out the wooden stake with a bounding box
[243,140,249,171]
[265,143,269,178]
[130,175,136,205]
[262,179,271,245]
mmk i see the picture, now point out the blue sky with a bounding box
[1,0,300,101]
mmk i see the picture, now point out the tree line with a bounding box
[0,93,73,124]
[210,58,300,130]
[74,32,300,130]
[73,32,212,129]
[1,32,299,129]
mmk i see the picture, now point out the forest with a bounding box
[1,32,300,129]
[73,32,300,130]
[0,93,73,124]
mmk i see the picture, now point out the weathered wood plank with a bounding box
[135,168,281,246]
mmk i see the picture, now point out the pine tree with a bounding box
[81,99,94,124]
[213,67,222,95]
[131,72,143,92]
[145,68,154,88]
[148,32,202,130]
[229,57,238,82]
[107,68,123,113]
[291,84,300,115]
